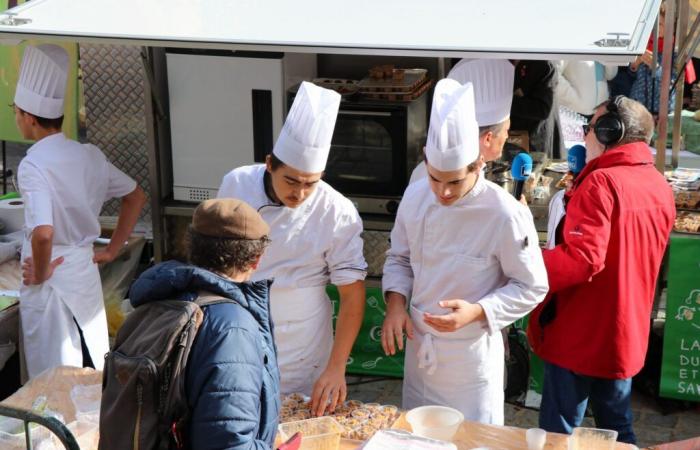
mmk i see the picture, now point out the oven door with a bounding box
[325,104,408,198]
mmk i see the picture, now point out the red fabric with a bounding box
[527,142,675,379]
[646,37,696,84]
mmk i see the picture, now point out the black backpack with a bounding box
[99,292,234,450]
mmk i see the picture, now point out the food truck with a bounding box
[4,0,698,448]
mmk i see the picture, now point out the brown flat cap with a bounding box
[192,198,269,239]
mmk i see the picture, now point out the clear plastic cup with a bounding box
[526,428,546,450]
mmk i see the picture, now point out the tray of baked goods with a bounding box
[674,189,700,210]
[674,211,700,234]
[358,67,428,93]
[361,77,433,101]
[312,78,360,97]
[278,393,401,444]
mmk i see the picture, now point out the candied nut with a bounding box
[345,400,363,409]
[351,408,371,419]
[287,392,306,402]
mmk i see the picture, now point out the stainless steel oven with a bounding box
[283,89,428,215]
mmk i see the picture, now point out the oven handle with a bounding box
[338,110,392,117]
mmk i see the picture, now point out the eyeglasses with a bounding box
[582,123,596,136]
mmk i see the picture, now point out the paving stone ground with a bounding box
[347,375,700,448]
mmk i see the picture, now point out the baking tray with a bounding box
[312,78,360,96]
[358,68,427,93]
[361,78,432,102]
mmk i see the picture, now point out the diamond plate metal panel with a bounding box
[81,44,151,221]
[362,230,390,278]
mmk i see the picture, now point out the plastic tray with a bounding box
[278,416,344,450]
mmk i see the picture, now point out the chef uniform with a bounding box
[409,59,515,185]
[383,79,548,424]
[218,82,367,395]
[15,45,138,379]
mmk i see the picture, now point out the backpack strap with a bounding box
[195,290,239,308]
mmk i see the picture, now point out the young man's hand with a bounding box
[423,300,485,332]
[381,293,414,356]
[310,365,347,417]
[22,256,64,285]
[93,246,119,264]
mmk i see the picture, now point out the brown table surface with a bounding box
[342,413,639,450]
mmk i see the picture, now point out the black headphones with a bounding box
[593,95,625,146]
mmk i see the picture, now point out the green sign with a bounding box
[660,235,700,402]
[327,285,405,378]
[0,0,79,142]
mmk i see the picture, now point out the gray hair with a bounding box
[596,97,655,146]
[479,121,507,137]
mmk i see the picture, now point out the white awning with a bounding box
[0,0,661,63]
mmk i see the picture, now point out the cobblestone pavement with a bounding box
[347,376,700,448]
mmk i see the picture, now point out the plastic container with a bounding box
[526,428,546,450]
[278,416,344,450]
[570,427,618,450]
[406,405,464,442]
[70,384,102,415]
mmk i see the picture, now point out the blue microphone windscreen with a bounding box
[511,153,533,181]
[567,145,587,174]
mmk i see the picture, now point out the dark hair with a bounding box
[15,105,64,130]
[268,153,286,171]
[187,228,270,275]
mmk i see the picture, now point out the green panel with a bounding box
[660,235,700,402]
[327,285,404,378]
[0,1,79,142]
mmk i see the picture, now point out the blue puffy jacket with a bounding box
[130,260,281,450]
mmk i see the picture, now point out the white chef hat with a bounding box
[447,59,514,127]
[425,79,480,171]
[273,81,341,173]
[14,44,69,119]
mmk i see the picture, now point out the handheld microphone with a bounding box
[567,145,587,175]
[511,153,533,199]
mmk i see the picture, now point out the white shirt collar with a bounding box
[26,132,65,155]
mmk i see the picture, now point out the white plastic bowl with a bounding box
[406,405,464,441]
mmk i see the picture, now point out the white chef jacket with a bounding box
[217,164,367,288]
[383,175,548,422]
[18,133,137,245]
[218,164,367,394]
[18,133,137,379]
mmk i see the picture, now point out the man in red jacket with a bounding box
[527,96,675,444]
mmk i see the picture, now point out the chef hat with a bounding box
[272,81,341,173]
[447,59,514,127]
[425,79,480,171]
[14,44,69,119]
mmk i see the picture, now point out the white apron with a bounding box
[270,286,333,395]
[402,305,505,425]
[20,241,108,379]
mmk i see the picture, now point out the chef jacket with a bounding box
[383,175,548,336]
[18,133,137,244]
[217,164,367,288]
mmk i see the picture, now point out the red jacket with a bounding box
[527,142,675,379]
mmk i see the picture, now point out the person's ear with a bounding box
[265,154,272,173]
[250,254,263,271]
[480,131,493,149]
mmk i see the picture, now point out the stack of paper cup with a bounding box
[0,199,25,234]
